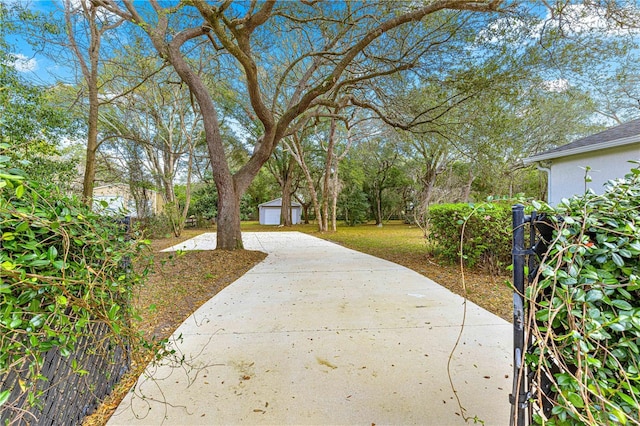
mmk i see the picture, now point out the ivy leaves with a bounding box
[0,145,148,412]
[528,163,640,425]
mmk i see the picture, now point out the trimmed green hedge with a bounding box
[427,202,512,268]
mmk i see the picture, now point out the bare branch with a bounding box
[277,0,504,140]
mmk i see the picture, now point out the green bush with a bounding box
[527,164,640,425]
[143,213,175,239]
[0,144,148,408]
[427,202,512,269]
[339,185,370,226]
[190,184,218,220]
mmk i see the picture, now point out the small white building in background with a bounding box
[93,183,164,217]
[524,118,640,205]
[258,198,302,225]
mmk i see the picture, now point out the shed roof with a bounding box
[524,118,640,164]
[258,198,302,208]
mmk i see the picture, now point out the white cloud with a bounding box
[8,53,38,72]
[549,4,640,37]
[476,4,640,45]
[541,79,570,93]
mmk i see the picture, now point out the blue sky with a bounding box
[6,0,640,121]
[6,0,73,84]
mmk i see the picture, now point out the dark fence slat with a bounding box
[0,321,129,425]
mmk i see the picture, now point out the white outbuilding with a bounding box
[258,198,302,225]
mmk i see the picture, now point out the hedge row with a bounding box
[427,202,512,269]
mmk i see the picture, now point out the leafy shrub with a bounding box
[239,193,256,221]
[190,183,218,220]
[527,165,640,425]
[143,213,175,239]
[0,144,148,412]
[427,202,512,269]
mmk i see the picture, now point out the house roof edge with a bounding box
[523,134,640,164]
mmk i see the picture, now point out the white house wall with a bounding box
[93,184,163,217]
[549,145,640,205]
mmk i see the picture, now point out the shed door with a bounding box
[263,208,281,225]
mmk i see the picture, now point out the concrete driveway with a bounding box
[108,232,513,425]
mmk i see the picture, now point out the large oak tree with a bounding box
[94,0,503,249]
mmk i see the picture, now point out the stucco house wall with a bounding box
[93,183,164,217]
[546,145,640,205]
[525,118,640,205]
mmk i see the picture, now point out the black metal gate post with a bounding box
[510,204,529,426]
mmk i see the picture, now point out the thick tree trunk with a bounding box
[217,178,244,249]
[216,182,243,249]
[301,202,311,224]
[281,177,293,226]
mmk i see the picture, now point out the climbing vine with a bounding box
[0,143,149,413]
[527,164,640,425]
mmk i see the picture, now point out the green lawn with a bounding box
[241,220,430,259]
